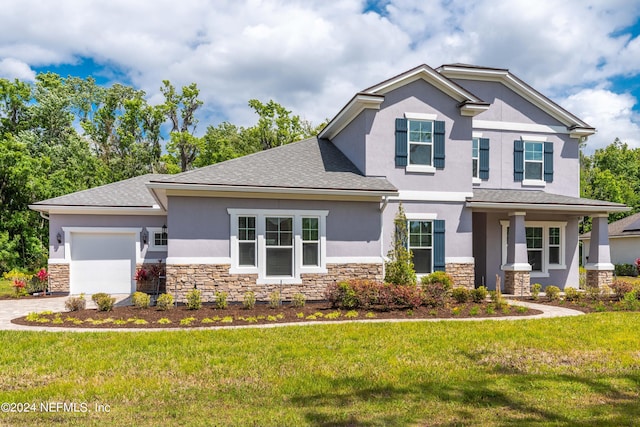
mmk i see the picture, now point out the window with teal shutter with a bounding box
[544,142,554,182]
[513,140,524,181]
[395,118,408,166]
[433,120,445,169]
[479,138,490,179]
[433,219,445,272]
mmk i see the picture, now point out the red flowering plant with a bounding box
[28,268,49,294]
[12,279,26,296]
[134,268,149,282]
[635,258,640,276]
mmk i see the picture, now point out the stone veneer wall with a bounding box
[504,270,531,296]
[165,263,383,303]
[48,263,70,293]
[445,262,474,289]
[586,269,613,289]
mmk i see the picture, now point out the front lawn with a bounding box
[1,313,639,426]
[0,279,14,298]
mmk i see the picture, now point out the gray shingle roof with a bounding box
[152,137,397,193]
[33,174,169,207]
[581,212,640,239]
[469,189,627,208]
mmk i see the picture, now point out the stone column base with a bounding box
[586,269,613,289]
[504,270,531,296]
[445,262,475,289]
[48,263,70,293]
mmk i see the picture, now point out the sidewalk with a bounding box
[0,296,585,332]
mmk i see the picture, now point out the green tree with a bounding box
[384,203,417,285]
[245,99,305,150]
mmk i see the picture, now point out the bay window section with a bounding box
[302,217,319,266]
[238,216,256,267]
[501,221,567,276]
[265,217,293,276]
[229,209,328,283]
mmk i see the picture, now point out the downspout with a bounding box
[39,211,50,221]
[380,196,389,279]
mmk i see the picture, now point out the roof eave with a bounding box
[466,201,630,213]
[147,181,399,198]
[28,205,166,216]
[318,94,384,140]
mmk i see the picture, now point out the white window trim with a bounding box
[147,227,168,251]
[405,112,438,121]
[523,140,544,183]
[406,118,434,171]
[228,208,328,284]
[406,164,436,174]
[500,220,567,277]
[522,179,546,187]
[407,216,436,277]
[237,215,257,269]
[472,137,480,180]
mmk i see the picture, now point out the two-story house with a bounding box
[31,63,627,300]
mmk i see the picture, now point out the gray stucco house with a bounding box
[30,63,627,300]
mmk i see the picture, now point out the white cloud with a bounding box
[561,88,640,152]
[0,0,639,140]
[0,58,36,81]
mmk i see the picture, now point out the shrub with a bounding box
[351,280,381,308]
[563,287,581,302]
[471,286,488,303]
[132,292,151,309]
[292,292,306,308]
[451,287,470,304]
[623,291,639,310]
[185,289,202,310]
[545,285,561,301]
[92,293,115,311]
[585,285,602,301]
[422,281,448,308]
[27,268,48,294]
[636,258,640,276]
[579,266,587,289]
[421,271,454,291]
[268,290,281,309]
[530,283,542,301]
[327,282,358,309]
[614,263,637,277]
[610,280,634,300]
[156,293,174,311]
[243,291,256,309]
[215,291,228,309]
[391,285,423,308]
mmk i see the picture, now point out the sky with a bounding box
[1,0,639,153]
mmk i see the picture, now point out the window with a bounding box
[229,209,328,284]
[147,227,168,251]
[408,220,433,274]
[526,227,543,272]
[501,221,567,276]
[408,120,433,166]
[472,137,479,179]
[524,141,543,180]
[238,216,256,267]
[302,217,319,266]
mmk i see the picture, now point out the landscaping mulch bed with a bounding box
[520,296,634,314]
[12,301,542,329]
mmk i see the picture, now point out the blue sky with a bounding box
[1,0,639,152]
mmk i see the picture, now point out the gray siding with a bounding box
[168,196,382,259]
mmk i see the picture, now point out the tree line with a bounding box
[0,73,325,273]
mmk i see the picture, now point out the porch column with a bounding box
[503,212,531,295]
[585,214,614,289]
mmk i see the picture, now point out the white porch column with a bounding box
[585,214,614,288]
[503,212,531,295]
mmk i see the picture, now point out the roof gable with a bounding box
[437,64,594,137]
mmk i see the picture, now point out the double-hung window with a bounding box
[408,120,433,166]
[238,216,256,267]
[524,141,544,180]
[408,220,433,274]
[229,209,327,284]
[472,137,480,179]
[501,221,566,276]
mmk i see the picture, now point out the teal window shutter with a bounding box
[544,142,553,182]
[433,219,445,272]
[479,138,490,180]
[514,140,524,181]
[395,118,407,167]
[433,120,445,169]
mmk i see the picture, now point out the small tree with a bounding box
[384,203,417,285]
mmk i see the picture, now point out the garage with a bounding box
[70,231,137,295]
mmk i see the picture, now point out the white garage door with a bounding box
[70,232,137,295]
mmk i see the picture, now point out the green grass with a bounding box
[1,313,640,426]
[0,279,14,297]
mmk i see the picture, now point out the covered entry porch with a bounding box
[468,189,628,295]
